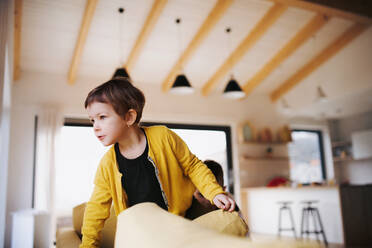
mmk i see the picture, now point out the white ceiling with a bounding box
[19,0,372,120]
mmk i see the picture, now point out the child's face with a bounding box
[193,189,213,208]
[194,178,225,209]
[87,101,128,146]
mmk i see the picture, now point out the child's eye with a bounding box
[99,115,106,120]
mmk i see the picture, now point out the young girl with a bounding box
[81,77,235,247]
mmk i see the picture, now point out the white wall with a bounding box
[243,187,344,244]
[5,106,39,247]
[0,0,13,247]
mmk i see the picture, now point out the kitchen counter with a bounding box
[241,185,339,191]
[240,185,343,244]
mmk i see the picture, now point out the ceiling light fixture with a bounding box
[112,67,130,78]
[310,34,328,103]
[112,7,131,80]
[223,27,245,99]
[170,18,194,95]
[281,98,290,109]
[316,85,327,102]
[223,77,245,99]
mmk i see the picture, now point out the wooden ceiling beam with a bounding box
[161,0,234,92]
[13,0,22,81]
[242,13,329,96]
[125,0,168,72]
[270,23,370,102]
[303,0,372,18]
[268,0,372,24]
[68,0,98,85]
[201,3,287,96]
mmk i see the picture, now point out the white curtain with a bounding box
[34,106,63,245]
[0,0,11,245]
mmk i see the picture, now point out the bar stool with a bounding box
[277,201,296,238]
[300,201,328,246]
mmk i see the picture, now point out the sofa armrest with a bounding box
[56,227,81,248]
[115,203,253,248]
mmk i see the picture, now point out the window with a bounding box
[289,130,326,184]
[55,121,108,226]
[55,120,234,226]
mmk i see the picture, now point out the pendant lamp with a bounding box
[170,74,194,95]
[281,98,290,109]
[170,18,194,95]
[112,67,130,79]
[222,27,245,99]
[315,86,327,102]
[112,7,131,80]
[223,77,245,99]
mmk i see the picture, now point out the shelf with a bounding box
[333,156,353,163]
[241,155,289,162]
[332,141,351,148]
[239,141,290,146]
[333,156,372,163]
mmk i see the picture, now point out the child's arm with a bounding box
[166,129,227,204]
[80,163,112,248]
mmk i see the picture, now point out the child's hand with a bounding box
[213,193,236,212]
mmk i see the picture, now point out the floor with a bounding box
[250,233,344,248]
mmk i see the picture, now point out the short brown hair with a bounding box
[84,77,145,124]
[204,160,224,186]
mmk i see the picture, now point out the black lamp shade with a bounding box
[170,74,194,94]
[112,67,130,79]
[172,74,192,88]
[223,78,245,99]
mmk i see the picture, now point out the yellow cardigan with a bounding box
[81,125,225,247]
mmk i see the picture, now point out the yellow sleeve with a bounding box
[80,162,112,248]
[166,128,225,202]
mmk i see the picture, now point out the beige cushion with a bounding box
[72,203,86,238]
[193,209,249,237]
[115,203,318,248]
[115,202,254,248]
[56,227,81,248]
[72,202,116,248]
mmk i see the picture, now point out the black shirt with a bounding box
[114,136,167,210]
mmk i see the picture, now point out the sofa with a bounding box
[114,203,323,248]
[57,202,320,248]
[56,202,248,247]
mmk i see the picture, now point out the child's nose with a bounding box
[93,122,100,131]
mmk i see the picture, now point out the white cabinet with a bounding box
[11,209,50,248]
[352,129,372,160]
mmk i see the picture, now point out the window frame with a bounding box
[291,129,327,181]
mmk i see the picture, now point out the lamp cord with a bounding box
[226,27,234,79]
[118,7,125,66]
[176,18,183,73]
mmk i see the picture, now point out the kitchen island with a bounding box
[240,186,343,244]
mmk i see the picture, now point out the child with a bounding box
[185,160,249,237]
[81,77,236,247]
[185,160,243,220]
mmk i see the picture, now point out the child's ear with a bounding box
[125,109,137,126]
